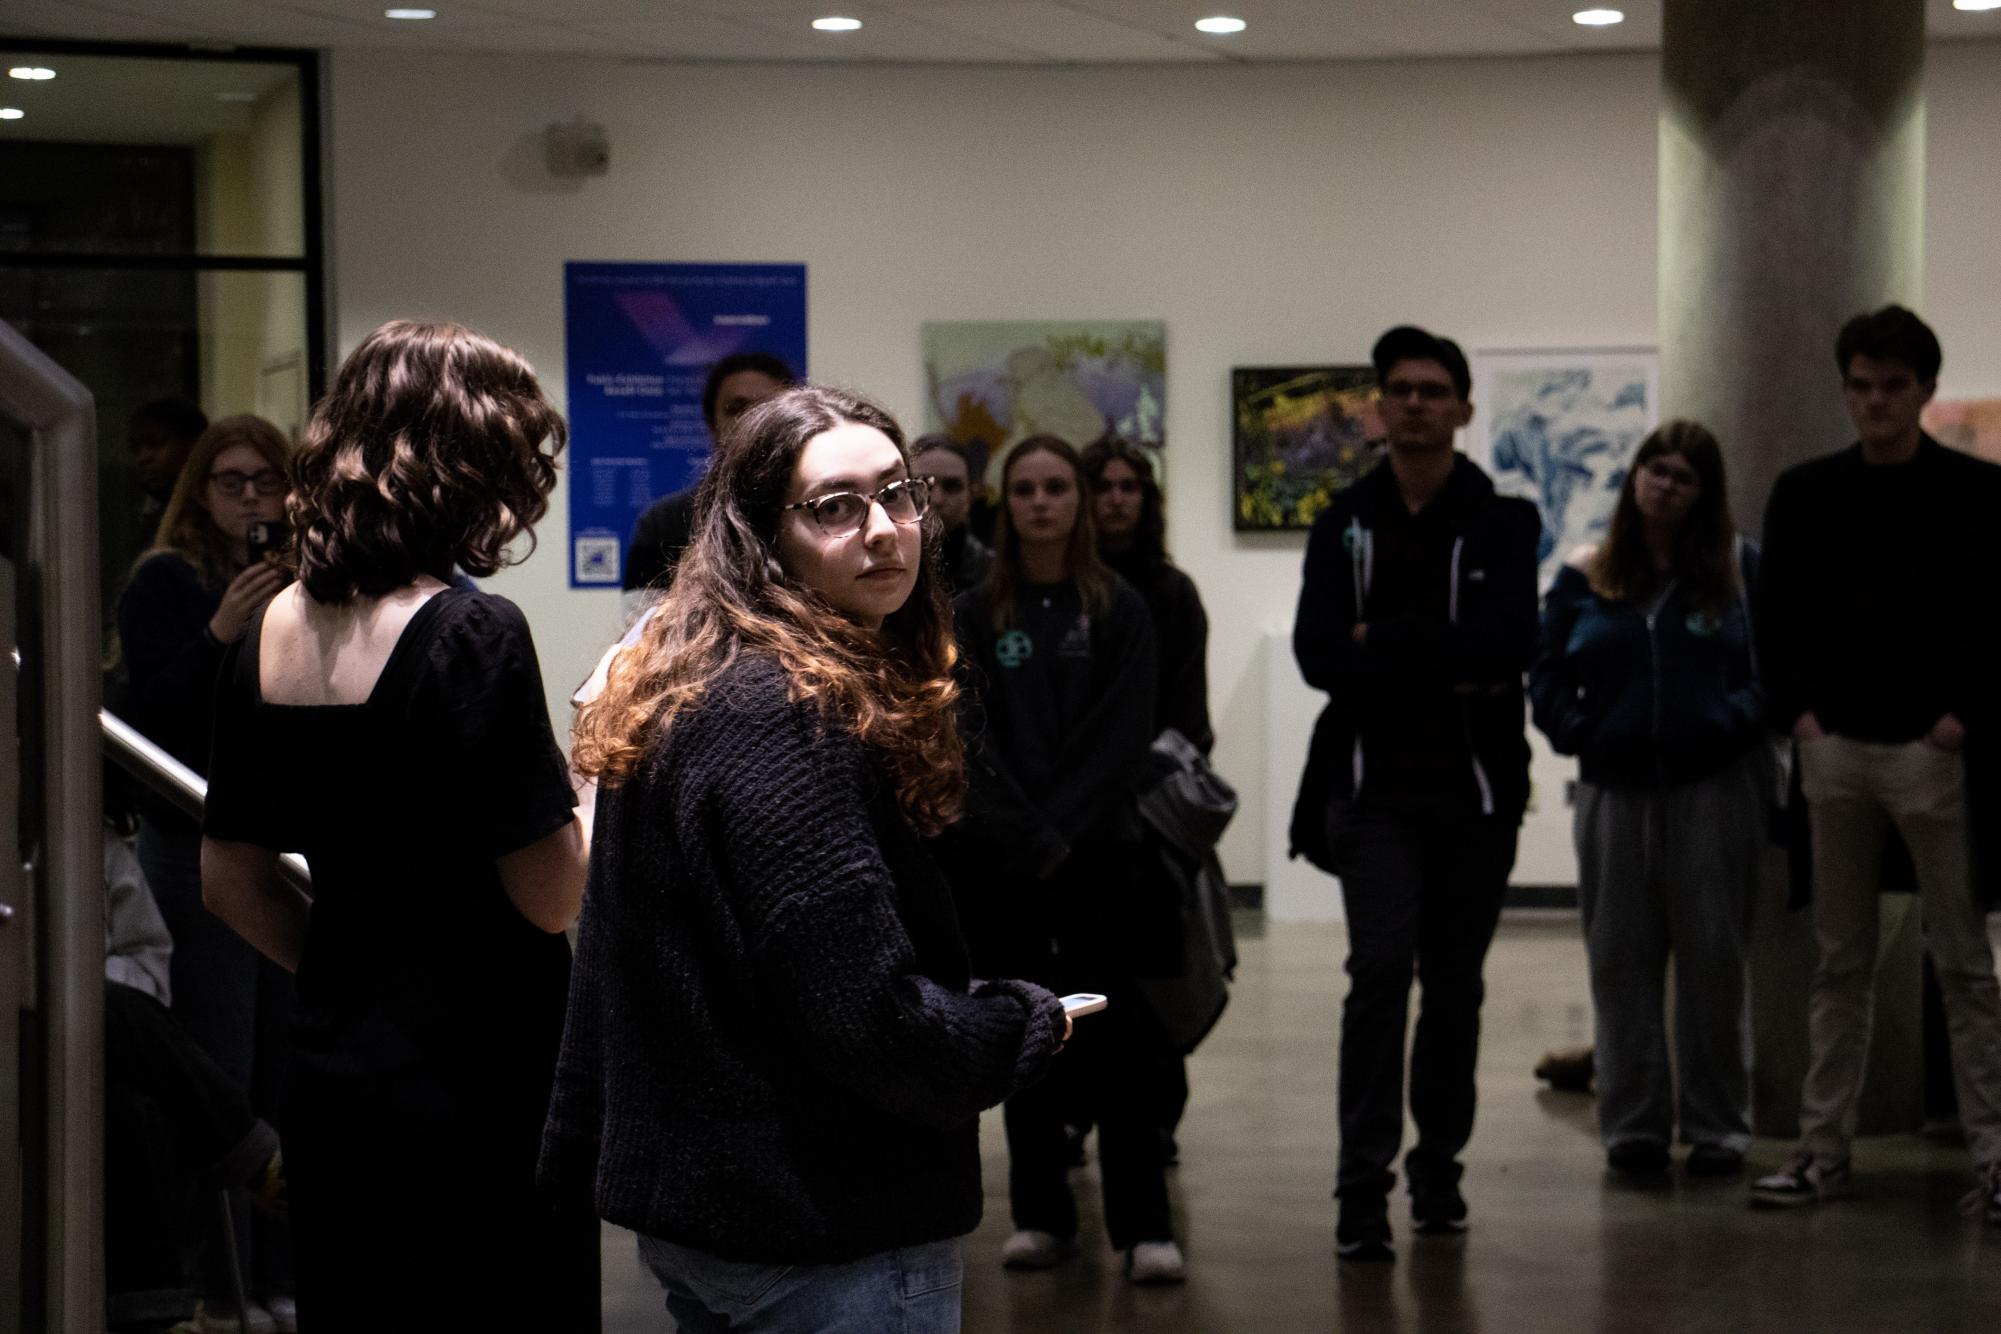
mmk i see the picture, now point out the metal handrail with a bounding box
[2,310,104,1332]
[100,709,314,895]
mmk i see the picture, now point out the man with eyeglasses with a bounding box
[1753,305,2001,1227]
[1291,325,1541,1262]
[911,435,993,592]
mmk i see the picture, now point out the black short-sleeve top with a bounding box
[204,587,578,1089]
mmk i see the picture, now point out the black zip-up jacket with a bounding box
[1289,456,1540,870]
[1528,546,1763,789]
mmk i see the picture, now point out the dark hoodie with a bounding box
[1289,455,1540,870]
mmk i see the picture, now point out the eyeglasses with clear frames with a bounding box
[782,477,931,537]
[209,468,287,498]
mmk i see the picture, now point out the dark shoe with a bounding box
[1534,1046,1595,1094]
[1336,1197,1394,1263]
[1685,1144,1745,1178]
[1410,1181,1468,1235]
[1606,1141,1670,1179]
[1749,1150,1851,1208]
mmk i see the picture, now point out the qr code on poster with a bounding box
[573,534,621,585]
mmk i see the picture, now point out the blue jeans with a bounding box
[636,1234,962,1333]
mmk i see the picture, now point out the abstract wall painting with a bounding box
[1923,397,2001,465]
[1466,348,1660,591]
[922,321,1166,485]
[1231,365,1384,532]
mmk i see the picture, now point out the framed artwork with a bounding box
[1465,347,1660,591]
[1923,397,2001,465]
[1465,347,1658,890]
[922,320,1165,485]
[1231,365,1383,532]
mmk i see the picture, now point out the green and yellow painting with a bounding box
[923,321,1166,487]
[1233,366,1383,531]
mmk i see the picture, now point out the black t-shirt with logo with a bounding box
[953,577,1156,853]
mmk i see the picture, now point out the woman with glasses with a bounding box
[199,323,596,1330]
[947,436,1186,1284]
[115,412,298,1327]
[550,385,1068,1332]
[1529,420,1766,1181]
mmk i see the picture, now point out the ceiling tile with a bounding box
[725,3,1059,62]
[889,3,1219,62]
[0,0,242,42]
[563,14,831,60]
[2,0,1989,61]
[1473,0,1661,48]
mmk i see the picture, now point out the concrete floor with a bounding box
[601,914,2001,1333]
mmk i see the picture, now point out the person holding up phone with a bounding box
[550,385,1069,1332]
[113,411,298,1325]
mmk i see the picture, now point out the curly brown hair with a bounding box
[290,320,565,603]
[571,385,965,834]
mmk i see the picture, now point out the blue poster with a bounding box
[563,262,807,587]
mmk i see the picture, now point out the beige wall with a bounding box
[195,76,308,437]
[325,41,2001,886]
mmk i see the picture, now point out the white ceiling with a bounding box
[1,0,1997,64]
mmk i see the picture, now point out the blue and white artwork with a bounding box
[1467,349,1659,591]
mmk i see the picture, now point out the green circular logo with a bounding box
[995,630,1033,668]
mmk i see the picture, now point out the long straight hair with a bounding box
[571,385,964,834]
[1588,419,1738,612]
[1081,437,1169,572]
[987,435,1116,631]
[145,414,292,583]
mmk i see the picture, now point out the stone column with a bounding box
[1658,0,1928,1139]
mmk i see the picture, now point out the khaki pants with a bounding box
[1797,735,2001,1168]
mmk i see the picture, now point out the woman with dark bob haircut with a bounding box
[548,384,1069,1332]
[200,321,598,1330]
[1529,419,1765,1181]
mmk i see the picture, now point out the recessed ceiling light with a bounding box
[1195,16,1248,34]
[9,66,57,81]
[1573,7,1625,24]
[0,108,24,121]
[1954,0,2001,11]
[812,16,862,31]
[384,7,437,19]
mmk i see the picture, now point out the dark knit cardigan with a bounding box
[539,653,1067,1264]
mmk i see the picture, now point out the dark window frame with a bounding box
[0,35,328,399]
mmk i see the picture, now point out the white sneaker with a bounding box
[1748,1149,1851,1208]
[1000,1228,1073,1270]
[1127,1239,1187,1285]
[195,1300,276,1334]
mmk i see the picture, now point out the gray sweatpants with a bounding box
[1574,753,1764,1153]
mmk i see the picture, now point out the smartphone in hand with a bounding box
[246,518,290,565]
[1059,993,1108,1019]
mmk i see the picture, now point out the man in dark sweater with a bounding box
[1291,326,1541,1262]
[621,351,795,616]
[1752,306,2001,1225]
